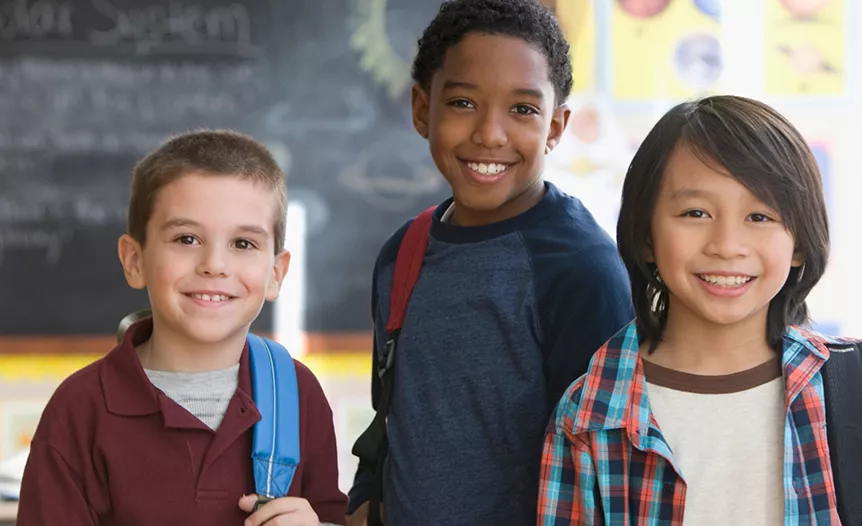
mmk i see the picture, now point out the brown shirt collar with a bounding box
[643,356,782,395]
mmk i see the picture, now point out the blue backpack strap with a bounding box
[247,334,301,508]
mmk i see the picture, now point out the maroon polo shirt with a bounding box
[17,320,347,525]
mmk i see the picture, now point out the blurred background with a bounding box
[0,0,860,520]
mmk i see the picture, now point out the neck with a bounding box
[136,316,246,373]
[643,300,777,375]
[451,178,545,227]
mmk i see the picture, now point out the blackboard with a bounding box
[0,0,448,335]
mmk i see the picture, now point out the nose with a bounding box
[196,245,230,277]
[704,218,750,259]
[471,108,508,149]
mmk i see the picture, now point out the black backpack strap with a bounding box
[823,339,862,526]
[351,207,435,525]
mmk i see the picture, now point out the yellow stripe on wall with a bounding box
[0,353,372,382]
[0,355,103,382]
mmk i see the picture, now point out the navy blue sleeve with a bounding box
[347,220,412,515]
[541,243,633,404]
[523,217,634,406]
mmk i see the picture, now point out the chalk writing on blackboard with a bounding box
[339,136,443,212]
[1,0,259,54]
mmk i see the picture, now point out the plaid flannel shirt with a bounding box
[539,322,841,525]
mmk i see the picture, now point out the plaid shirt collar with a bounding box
[569,322,834,451]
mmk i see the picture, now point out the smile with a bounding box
[465,161,511,175]
[460,159,515,185]
[185,293,234,302]
[698,274,754,288]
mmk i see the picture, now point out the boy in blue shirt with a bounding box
[346,1,633,524]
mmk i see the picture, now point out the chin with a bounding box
[698,308,762,327]
[181,320,246,344]
[184,330,236,346]
[453,188,511,210]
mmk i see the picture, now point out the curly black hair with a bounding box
[411,0,573,106]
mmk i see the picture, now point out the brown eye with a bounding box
[512,104,538,116]
[449,99,475,109]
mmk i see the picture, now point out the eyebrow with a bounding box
[671,188,715,200]
[442,80,544,100]
[160,217,270,237]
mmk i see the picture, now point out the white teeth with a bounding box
[192,293,229,302]
[700,275,752,287]
[467,162,508,175]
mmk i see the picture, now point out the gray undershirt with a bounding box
[145,364,239,430]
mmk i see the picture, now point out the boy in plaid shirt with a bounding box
[540,96,850,525]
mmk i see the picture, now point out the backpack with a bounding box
[247,334,301,511]
[822,338,862,525]
[116,312,301,512]
[350,207,436,526]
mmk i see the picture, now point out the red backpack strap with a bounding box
[383,206,436,351]
[351,206,436,526]
[385,207,435,333]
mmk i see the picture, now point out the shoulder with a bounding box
[32,355,107,447]
[787,325,862,354]
[525,186,617,251]
[55,355,106,396]
[374,218,415,271]
[547,324,638,437]
[522,203,630,300]
[45,357,106,414]
[548,373,589,436]
[521,189,626,279]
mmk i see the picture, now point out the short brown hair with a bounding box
[617,95,829,351]
[127,130,287,253]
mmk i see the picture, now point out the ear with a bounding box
[791,251,804,269]
[544,104,572,154]
[643,243,655,263]
[118,234,147,290]
[411,83,431,139]
[266,250,292,301]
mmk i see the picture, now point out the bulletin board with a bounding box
[611,0,721,100]
[764,0,845,97]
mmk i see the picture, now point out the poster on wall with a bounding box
[557,0,597,94]
[764,0,845,97]
[611,0,722,100]
[1,400,46,461]
[545,95,632,238]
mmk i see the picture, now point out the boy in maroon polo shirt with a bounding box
[18,131,348,525]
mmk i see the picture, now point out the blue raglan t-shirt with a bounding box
[349,182,633,525]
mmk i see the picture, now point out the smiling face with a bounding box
[411,32,570,226]
[649,143,803,334]
[118,172,289,350]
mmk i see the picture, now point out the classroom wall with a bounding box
[0,0,859,503]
